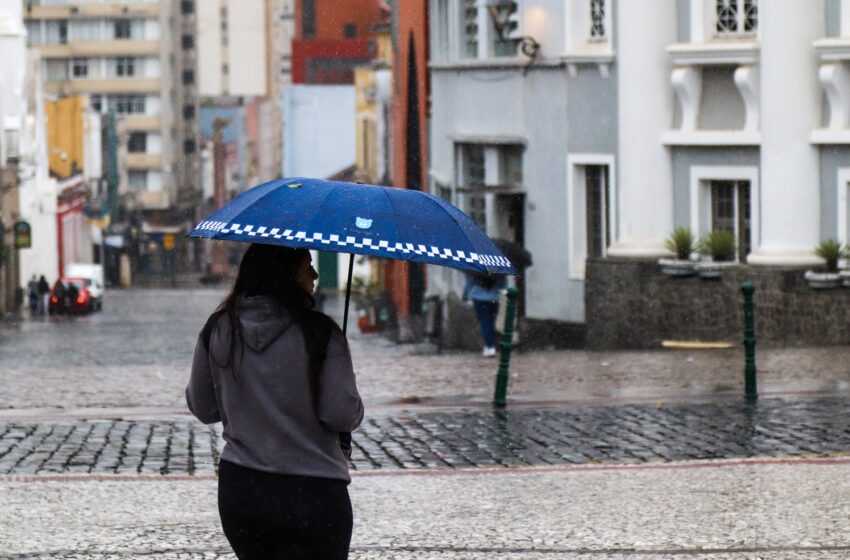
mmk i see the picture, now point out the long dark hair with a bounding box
[211,243,332,399]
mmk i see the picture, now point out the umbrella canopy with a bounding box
[492,238,532,270]
[188,177,516,275]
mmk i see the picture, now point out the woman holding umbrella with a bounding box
[186,243,363,559]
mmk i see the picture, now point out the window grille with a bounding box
[716,0,757,35]
[463,0,478,58]
[590,0,606,39]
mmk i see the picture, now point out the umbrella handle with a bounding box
[342,254,354,335]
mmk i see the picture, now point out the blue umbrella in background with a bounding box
[188,177,516,333]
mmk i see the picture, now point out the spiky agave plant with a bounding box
[814,239,849,273]
[697,229,737,262]
[664,227,695,260]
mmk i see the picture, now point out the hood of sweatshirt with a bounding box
[233,295,295,352]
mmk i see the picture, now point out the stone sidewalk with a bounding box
[2,395,849,476]
[2,458,850,559]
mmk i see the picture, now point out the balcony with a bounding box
[44,78,160,96]
[136,190,170,210]
[811,37,850,145]
[126,153,162,170]
[122,115,161,132]
[663,41,761,147]
[35,40,160,59]
[26,3,159,20]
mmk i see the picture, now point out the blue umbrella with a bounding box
[188,177,516,332]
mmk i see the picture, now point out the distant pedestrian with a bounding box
[186,243,363,560]
[27,275,38,314]
[463,272,507,357]
[37,275,50,314]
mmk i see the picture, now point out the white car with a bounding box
[64,263,105,311]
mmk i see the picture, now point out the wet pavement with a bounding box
[3,458,850,559]
[2,395,850,476]
[2,288,850,558]
[2,288,850,413]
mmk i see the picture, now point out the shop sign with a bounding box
[13,220,31,249]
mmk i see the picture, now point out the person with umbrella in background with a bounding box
[463,271,507,357]
[186,243,363,559]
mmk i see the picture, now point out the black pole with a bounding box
[342,254,354,335]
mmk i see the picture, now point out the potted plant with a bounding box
[695,229,738,279]
[805,239,848,289]
[658,227,697,276]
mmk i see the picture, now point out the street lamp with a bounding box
[486,0,540,60]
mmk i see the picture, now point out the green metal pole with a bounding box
[741,281,757,401]
[493,286,518,408]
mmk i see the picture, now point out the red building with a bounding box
[385,0,430,338]
[292,0,386,85]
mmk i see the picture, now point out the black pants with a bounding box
[218,460,353,559]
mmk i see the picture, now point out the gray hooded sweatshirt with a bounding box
[186,295,363,482]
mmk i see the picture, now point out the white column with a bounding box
[748,1,823,265]
[607,0,676,257]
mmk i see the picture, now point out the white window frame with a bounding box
[565,0,613,53]
[838,167,850,247]
[689,165,760,261]
[567,153,617,279]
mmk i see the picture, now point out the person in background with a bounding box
[37,275,50,314]
[27,275,38,314]
[186,243,363,559]
[463,271,508,357]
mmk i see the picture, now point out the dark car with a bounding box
[48,278,94,315]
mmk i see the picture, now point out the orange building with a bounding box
[385,0,430,339]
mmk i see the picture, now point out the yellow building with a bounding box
[354,26,392,185]
[45,95,85,179]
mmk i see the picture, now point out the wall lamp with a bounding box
[486,1,540,63]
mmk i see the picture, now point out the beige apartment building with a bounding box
[24,0,200,277]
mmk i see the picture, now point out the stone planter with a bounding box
[695,260,738,279]
[658,258,697,277]
[804,270,842,289]
[841,270,850,288]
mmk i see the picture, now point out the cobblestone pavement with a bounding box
[1,289,850,414]
[1,395,849,475]
[2,459,850,558]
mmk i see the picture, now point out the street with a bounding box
[1,289,850,558]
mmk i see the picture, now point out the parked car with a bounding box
[64,263,104,311]
[48,278,95,315]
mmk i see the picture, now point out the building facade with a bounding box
[24,0,200,280]
[428,0,850,348]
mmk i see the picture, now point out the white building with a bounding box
[1,1,58,301]
[428,0,850,343]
